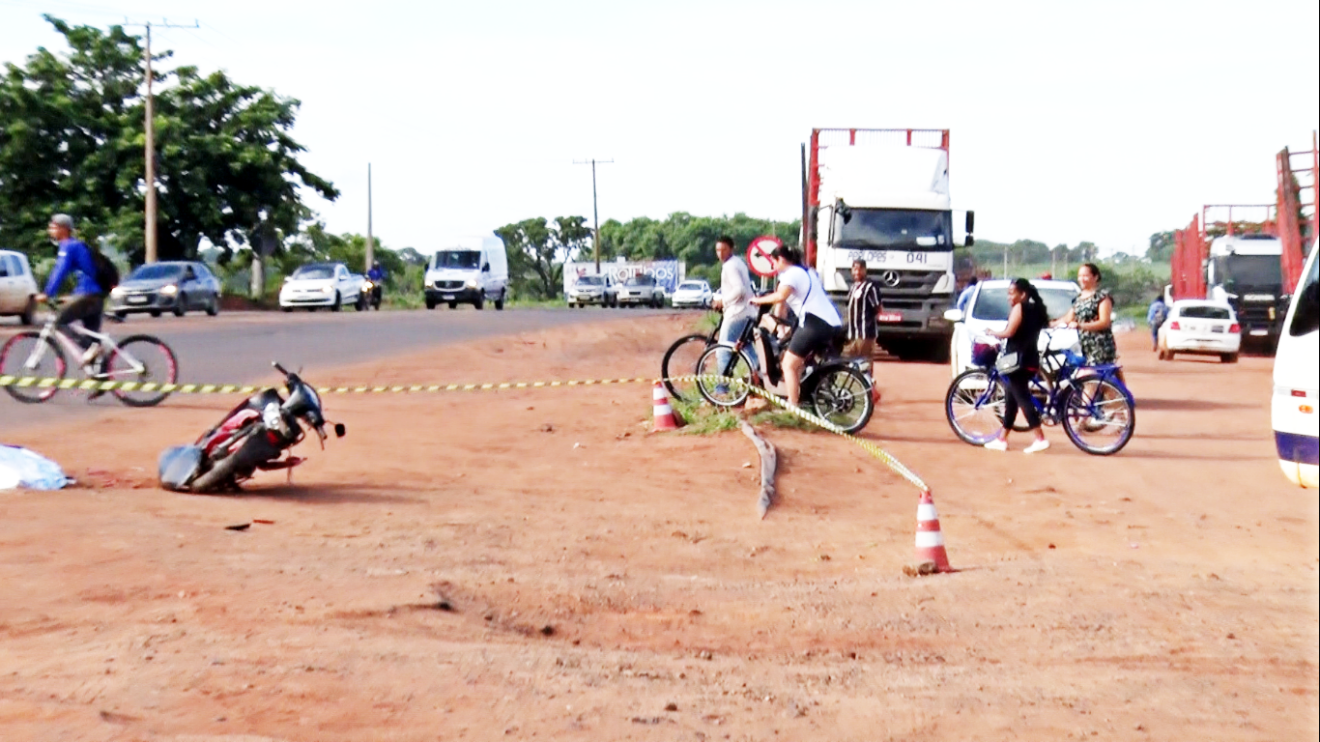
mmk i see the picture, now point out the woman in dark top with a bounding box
[985,278,1050,454]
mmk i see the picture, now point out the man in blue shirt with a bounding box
[37,214,104,363]
[1146,295,1169,351]
[366,260,386,308]
[956,276,979,314]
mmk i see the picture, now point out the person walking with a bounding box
[1146,294,1169,352]
[956,276,979,313]
[984,278,1050,453]
[845,259,883,403]
[709,236,759,386]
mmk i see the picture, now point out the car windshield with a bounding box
[625,276,653,286]
[833,208,953,251]
[678,282,704,291]
[434,250,480,269]
[576,276,603,286]
[1180,305,1231,320]
[971,286,1079,322]
[293,265,335,280]
[129,264,184,281]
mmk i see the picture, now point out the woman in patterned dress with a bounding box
[1053,263,1126,384]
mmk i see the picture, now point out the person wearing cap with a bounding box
[37,214,105,366]
[367,260,386,308]
[749,245,843,408]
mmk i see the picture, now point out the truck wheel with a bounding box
[1221,353,1239,364]
[495,290,505,311]
[473,295,484,310]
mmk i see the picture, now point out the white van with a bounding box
[423,236,509,310]
[1271,239,1318,489]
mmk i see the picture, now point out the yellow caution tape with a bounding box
[1,371,928,493]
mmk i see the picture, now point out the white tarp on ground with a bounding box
[0,445,71,490]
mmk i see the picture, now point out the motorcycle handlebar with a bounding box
[272,361,291,377]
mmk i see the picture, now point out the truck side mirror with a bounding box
[481,264,490,273]
[964,235,975,247]
[965,211,975,235]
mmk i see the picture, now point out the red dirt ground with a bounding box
[2,317,1316,741]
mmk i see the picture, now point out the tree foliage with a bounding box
[495,216,592,299]
[0,16,336,264]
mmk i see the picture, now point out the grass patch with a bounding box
[670,395,825,436]
[748,407,819,431]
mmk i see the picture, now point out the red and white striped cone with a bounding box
[914,489,954,573]
[652,382,682,431]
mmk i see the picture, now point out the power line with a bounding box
[573,158,612,272]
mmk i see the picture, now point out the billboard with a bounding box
[563,260,685,295]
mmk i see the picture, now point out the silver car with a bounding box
[109,261,222,318]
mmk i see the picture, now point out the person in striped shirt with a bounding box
[845,259,883,403]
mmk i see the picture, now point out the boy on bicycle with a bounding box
[750,245,843,409]
[36,214,105,369]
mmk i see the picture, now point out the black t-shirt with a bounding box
[1005,301,1045,371]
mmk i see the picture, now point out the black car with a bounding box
[109,261,222,318]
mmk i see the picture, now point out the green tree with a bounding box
[0,16,336,272]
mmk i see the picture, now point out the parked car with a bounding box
[616,273,663,308]
[0,249,39,325]
[670,280,713,309]
[109,260,222,318]
[279,262,367,312]
[566,274,617,308]
[1157,299,1241,363]
[944,278,1082,377]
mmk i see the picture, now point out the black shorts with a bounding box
[787,313,840,359]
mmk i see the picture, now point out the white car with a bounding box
[279,262,368,312]
[670,280,713,309]
[1158,299,1242,363]
[566,274,617,308]
[945,278,1082,377]
[0,249,40,325]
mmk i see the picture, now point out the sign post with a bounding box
[747,235,781,279]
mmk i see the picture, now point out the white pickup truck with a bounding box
[279,262,368,312]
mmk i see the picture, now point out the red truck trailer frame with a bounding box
[1276,131,1319,295]
[1172,204,1277,301]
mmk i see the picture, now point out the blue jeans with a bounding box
[717,314,760,379]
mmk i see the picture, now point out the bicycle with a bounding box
[944,330,1135,455]
[0,302,179,407]
[660,311,722,404]
[693,305,875,434]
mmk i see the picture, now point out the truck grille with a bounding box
[433,280,464,290]
[836,269,945,294]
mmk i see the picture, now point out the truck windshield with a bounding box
[434,251,480,269]
[834,208,953,251]
[1217,254,1282,290]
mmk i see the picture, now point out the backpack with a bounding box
[1151,302,1168,328]
[91,250,119,293]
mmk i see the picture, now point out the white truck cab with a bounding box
[424,236,509,311]
[1205,234,1285,343]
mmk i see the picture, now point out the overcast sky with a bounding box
[2,0,1317,256]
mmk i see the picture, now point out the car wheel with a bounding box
[330,292,342,312]
[354,292,366,311]
[20,296,36,326]
[473,295,484,310]
[282,306,293,313]
[448,302,457,309]
[205,297,219,316]
[173,294,187,317]
[426,299,436,310]
[114,311,128,320]
[1221,353,1239,364]
[150,310,162,318]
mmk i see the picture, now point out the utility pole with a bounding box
[366,163,374,272]
[573,158,612,271]
[124,18,198,264]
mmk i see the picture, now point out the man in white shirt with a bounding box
[710,235,760,379]
[750,245,843,408]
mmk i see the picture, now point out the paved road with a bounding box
[1,307,669,432]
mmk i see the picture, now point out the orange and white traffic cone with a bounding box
[913,489,954,573]
[652,382,683,431]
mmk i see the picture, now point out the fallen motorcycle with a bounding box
[159,362,345,493]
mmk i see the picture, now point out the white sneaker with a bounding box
[1023,440,1051,454]
[81,343,101,365]
[984,439,1008,451]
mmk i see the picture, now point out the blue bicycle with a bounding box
[944,331,1136,455]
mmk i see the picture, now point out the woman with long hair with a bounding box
[985,278,1050,453]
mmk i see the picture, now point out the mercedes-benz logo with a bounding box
[880,270,901,288]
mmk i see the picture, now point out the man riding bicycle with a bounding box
[750,245,843,409]
[36,214,105,370]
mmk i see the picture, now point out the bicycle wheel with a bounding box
[808,366,874,434]
[1061,379,1135,455]
[105,335,178,407]
[945,369,1007,445]
[695,344,753,407]
[661,333,712,403]
[0,332,67,403]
